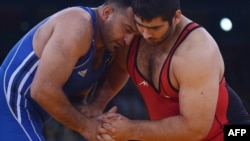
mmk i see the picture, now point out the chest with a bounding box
[63,50,111,96]
[136,42,171,89]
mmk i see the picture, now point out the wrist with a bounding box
[73,114,88,133]
[128,120,138,139]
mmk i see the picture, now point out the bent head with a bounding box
[132,0,181,45]
[100,0,138,52]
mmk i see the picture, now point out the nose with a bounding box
[141,28,152,39]
[124,34,135,47]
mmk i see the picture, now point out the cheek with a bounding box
[111,23,123,36]
[107,24,119,37]
[157,30,166,38]
[155,27,169,38]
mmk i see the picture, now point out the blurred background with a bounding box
[1,0,250,140]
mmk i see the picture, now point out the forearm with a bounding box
[88,66,130,111]
[129,116,208,141]
[31,89,89,136]
[89,76,129,112]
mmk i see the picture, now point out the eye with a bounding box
[148,26,160,30]
[124,26,133,33]
[135,22,142,27]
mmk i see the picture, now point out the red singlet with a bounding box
[127,22,230,140]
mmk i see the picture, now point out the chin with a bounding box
[146,40,160,46]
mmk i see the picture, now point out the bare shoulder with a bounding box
[172,26,224,84]
[50,7,94,34]
[47,7,94,55]
[176,27,221,62]
[52,7,92,23]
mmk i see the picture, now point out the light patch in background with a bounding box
[220,17,233,32]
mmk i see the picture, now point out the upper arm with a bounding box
[101,45,130,93]
[31,8,93,94]
[85,41,130,110]
[172,29,223,132]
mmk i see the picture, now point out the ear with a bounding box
[101,5,114,21]
[173,10,182,25]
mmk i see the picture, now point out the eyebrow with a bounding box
[125,24,137,33]
[134,19,161,29]
[127,25,135,32]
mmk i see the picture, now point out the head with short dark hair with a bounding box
[132,0,180,22]
[98,0,137,52]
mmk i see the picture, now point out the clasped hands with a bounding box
[97,106,131,141]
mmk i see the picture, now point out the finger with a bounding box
[102,113,115,123]
[102,115,112,123]
[102,112,119,120]
[103,123,116,132]
[96,114,103,120]
[97,134,105,141]
[107,106,118,113]
[98,126,108,134]
[97,133,114,141]
[101,134,115,141]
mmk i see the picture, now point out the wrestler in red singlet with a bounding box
[127,22,250,141]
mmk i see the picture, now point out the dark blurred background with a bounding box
[1,0,250,141]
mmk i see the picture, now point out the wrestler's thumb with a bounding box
[108,106,118,113]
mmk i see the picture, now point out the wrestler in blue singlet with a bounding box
[0,7,111,141]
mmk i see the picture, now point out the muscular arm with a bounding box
[30,8,97,139]
[85,44,130,115]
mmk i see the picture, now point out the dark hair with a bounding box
[132,0,180,22]
[104,0,132,8]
